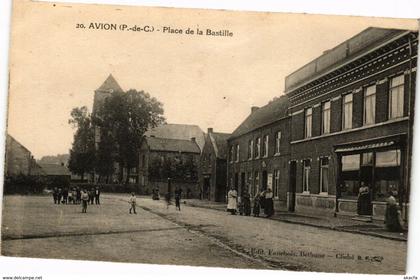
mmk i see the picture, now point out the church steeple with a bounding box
[93,74,123,116]
[95,74,123,93]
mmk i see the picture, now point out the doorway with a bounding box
[288,161,297,212]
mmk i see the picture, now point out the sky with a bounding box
[6,0,418,159]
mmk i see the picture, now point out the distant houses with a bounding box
[199,128,230,202]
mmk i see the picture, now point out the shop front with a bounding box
[335,135,407,221]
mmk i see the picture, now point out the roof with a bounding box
[285,28,411,92]
[6,134,31,154]
[145,137,201,154]
[96,74,123,93]
[38,163,71,176]
[145,123,205,151]
[209,132,231,159]
[230,95,289,139]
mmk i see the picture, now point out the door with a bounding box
[240,172,245,195]
[288,161,297,212]
[262,171,268,190]
[203,177,210,200]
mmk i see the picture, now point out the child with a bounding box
[174,187,182,211]
[81,189,89,213]
[165,192,171,209]
[129,193,137,214]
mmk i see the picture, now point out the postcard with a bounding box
[1,0,419,277]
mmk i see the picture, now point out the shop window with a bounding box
[375,149,401,201]
[342,93,353,130]
[302,159,311,193]
[364,85,376,125]
[340,154,360,198]
[305,108,312,138]
[322,101,331,134]
[389,75,404,119]
[319,157,329,194]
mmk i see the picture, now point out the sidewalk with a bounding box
[183,199,407,241]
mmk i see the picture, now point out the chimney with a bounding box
[207,128,213,134]
[251,106,259,113]
[191,137,196,143]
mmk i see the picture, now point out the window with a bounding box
[305,108,312,138]
[254,171,260,195]
[319,157,329,193]
[340,154,360,198]
[342,94,353,130]
[235,144,240,162]
[255,137,261,158]
[273,169,280,198]
[248,140,253,160]
[263,135,269,157]
[229,146,234,163]
[321,101,331,134]
[364,85,376,125]
[275,131,282,154]
[247,172,252,194]
[303,159,311,192]
[389,75,404,119]
[375,149,401,201]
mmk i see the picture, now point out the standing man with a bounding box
[129,192,137,214]
[227,186,238,215]
[95,186,101,205]
[81,189,89,213]
[174,187,183,211]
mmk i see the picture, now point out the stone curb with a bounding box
[184,201,407,242]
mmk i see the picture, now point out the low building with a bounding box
[138,136,201,197]
[285,28,417,221]
[145,123,206,152]
[199,128,230,202]
[38,163,72,188]
[227,96,291,210]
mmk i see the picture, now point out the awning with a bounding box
[335,141,395,153]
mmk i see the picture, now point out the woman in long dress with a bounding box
[242,189,252,216]
[227,186,238,215]
[385,191,403,232]
[264,188,274,218]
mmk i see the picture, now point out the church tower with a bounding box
[92,74,123,117]
[92,74,123,183]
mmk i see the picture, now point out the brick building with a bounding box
[138,136,201,197]
[5,134,42,176]
[199,128,230,202]
[227,96,290,210]
[285,28,418,221]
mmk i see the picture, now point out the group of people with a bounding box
[356,183,404,232]
[163,187,183,211]
[52,186,101,213]
[227,186,274,218]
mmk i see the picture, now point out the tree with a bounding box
[95,89,165,184]
[68,106,95,181]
